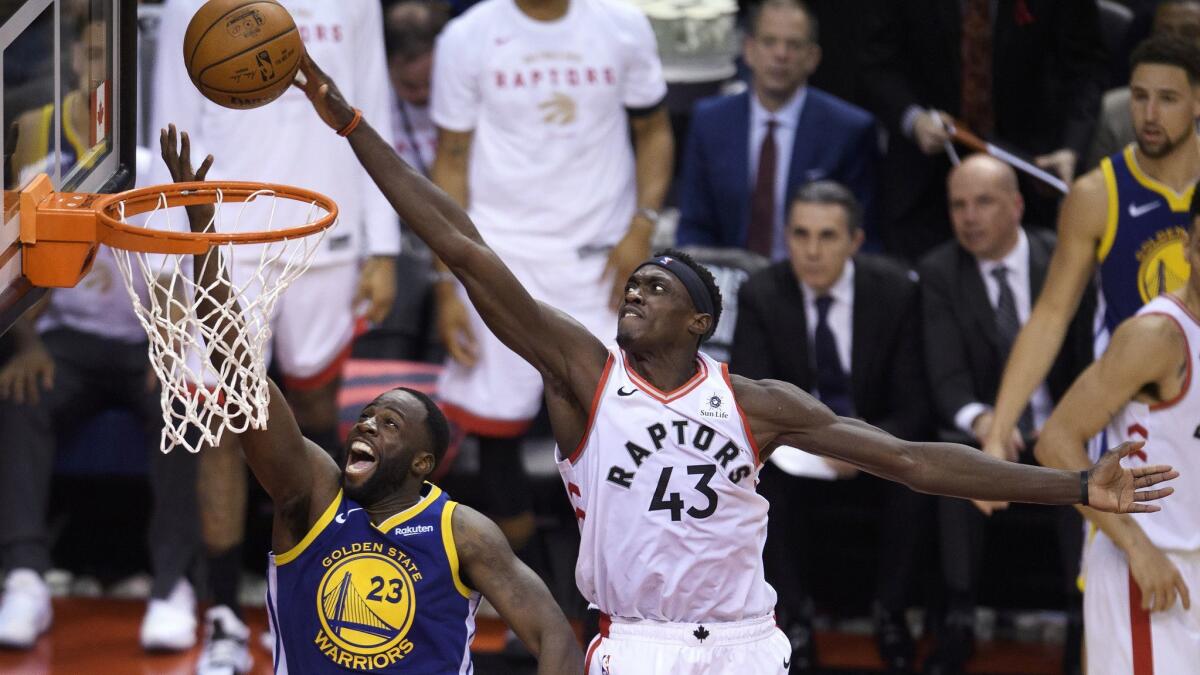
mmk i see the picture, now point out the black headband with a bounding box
[637,255,715,318]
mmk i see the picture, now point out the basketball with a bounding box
[183,0,303,110]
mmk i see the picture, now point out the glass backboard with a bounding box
[1,0,136,335]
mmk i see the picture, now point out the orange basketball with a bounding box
[183,0,304,110]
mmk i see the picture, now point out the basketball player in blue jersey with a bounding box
[984,34,1200,466]
[290,55,1180,674]
[157,129,582,674]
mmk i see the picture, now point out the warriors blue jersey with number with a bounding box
[267,483,480,673]
[1097,146,1193,331]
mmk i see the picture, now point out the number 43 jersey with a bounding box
[556,347,777,623]
[267,484,480,673]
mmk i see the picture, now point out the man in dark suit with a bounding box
[860,0,1107,262]
[676,0,878,258]
[918,154,1094,674]
[732,181,930,674]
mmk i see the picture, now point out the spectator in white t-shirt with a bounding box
[429,0,673,560]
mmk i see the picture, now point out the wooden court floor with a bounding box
[0,598,1063,674]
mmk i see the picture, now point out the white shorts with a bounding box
[1083,531,1200,674]
[583,614,791,675]
[187,260,359,390]
[437,250,616,435]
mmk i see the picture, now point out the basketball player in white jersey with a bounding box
[1035,202,1200,673]
[293,55,1180,674]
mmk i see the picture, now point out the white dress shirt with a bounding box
[954,228,1054,436]
[801,259,855,374]
[749,87,807,262]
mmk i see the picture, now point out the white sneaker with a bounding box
[0,569,52,648]
[140,579,197,651]
[196,605,253,675]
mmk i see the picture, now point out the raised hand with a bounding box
[159,124,214,234]
[1087,441,1178,514]
[292,54,356,131]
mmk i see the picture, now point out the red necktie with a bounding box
[961,0,994,136]
[747,119,778,256]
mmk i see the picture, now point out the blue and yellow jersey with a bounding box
[267,483,480,673]
[1097,145,1193,331]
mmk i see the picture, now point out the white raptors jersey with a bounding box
[1106,294,1200,552]
[431,0,666,262]
[556,348,777,623]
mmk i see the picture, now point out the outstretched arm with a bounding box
[159,126,339,553]
[732,375,1175,512]
[293,56,606,402]
[454,505,583,674]
[1036,316,1191,612]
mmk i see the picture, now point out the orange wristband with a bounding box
[337,108,363,137]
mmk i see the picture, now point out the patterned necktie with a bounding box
[747,119,778,257]
[961,0,994,136]
[814,295,854,417]
[991,266,1034,436]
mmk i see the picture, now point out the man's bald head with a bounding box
[947,154,1024,261]
[385,0,449,107]
[948,153,1019,195]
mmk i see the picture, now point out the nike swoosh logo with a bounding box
[334,508,362,524]
[617,387,637,397]
[784,657,791,669]
[1128,201,1161,218]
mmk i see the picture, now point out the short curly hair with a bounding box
[1131,34,1200,84]
[652,247,723,342]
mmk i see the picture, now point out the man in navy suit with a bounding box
[675,0,878,259]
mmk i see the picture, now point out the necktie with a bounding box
[961,0,994,136]
[990,266,1034,436]
[814,295,854,417]
[747,119,778,257]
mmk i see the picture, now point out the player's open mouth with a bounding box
[620,307,643,319]
[346,440,378,475]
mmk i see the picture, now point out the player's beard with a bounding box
[1136,123,1194,159]
[343,455,411,507]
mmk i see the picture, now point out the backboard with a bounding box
[1,0,136,335]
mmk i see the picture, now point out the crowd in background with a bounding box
[0,0,1192,674]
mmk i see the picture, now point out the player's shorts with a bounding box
[583,614,791,675]
[1083,530,1200,674]
[437,249,617,436]
[187,260,359,391]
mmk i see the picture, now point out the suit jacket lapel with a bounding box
[732,92,753,238]
[850,261,871,407]
[1027,228,1049,298]
[959,247,1002,351]
[776,264,814,390]
[787,93,817,190]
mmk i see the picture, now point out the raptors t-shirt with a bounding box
[431,0,666,260]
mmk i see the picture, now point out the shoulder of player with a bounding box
[729,374,822,421]
[1058,167,1110,240]
[1104,312,1187,377]
[449,502,508,568]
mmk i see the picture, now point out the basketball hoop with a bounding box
[19,172,338,453]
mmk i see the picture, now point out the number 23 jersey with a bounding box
[556,348,777,623]
[267,484,480,673]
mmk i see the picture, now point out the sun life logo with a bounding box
[700,392,729,420]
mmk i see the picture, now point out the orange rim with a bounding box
[93,180,338,254]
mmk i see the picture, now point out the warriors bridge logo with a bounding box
[314,545,421,670]
[1136,227,1190,303]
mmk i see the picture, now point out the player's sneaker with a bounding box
[0,569,52,648]
[196,605,253,675]
[140,579,197,651]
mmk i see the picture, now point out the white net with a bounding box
[109,188,331,453]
